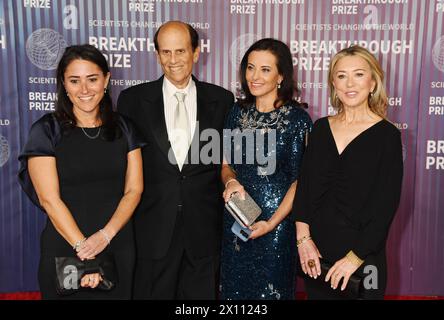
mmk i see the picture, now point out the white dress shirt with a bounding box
[163,77,197,145]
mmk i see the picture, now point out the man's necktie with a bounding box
[172,92,190,170]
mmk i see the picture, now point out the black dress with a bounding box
[291,117,403,300]
[18,113,146,299]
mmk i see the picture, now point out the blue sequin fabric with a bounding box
[220,102,313,300]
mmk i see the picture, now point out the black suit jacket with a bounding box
[117,76,234,259]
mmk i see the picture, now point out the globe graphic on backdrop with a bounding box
[432,36,444,73]
[0,134,9,167]
[229,33,259,67]
[26,28,67,70]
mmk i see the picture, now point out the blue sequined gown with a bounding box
[220,102,312,300]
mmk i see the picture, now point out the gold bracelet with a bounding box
[296,235,312,247]
[346,250,364,267]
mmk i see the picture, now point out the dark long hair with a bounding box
[55,44,119,140]
[238,38,306,109]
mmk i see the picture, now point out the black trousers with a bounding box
[133,211,220,300]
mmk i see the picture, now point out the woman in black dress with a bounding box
[18,45,145,299]
[291,45,403,299]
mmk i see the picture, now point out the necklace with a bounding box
[81,126,101,139]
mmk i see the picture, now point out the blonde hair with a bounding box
[328,45,388,119]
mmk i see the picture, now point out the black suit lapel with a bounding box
[142,77,175,165]
[182,79,217,173]
[196,82,217,133]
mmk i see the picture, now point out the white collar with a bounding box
[163,76,195,99]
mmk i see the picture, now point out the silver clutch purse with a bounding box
[225,191,262,227]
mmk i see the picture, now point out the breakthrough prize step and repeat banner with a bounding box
[0,0,443,295]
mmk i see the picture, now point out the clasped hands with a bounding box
[298,238,359,291]
[222,180,273,239]
[75,229,111,288]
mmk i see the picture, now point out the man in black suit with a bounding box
[117,21,234,299]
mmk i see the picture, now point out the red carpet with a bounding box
[0,292,42,300]
[1,292,443,300]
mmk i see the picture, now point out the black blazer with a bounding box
[117,76,234,259]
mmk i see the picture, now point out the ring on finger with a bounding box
[307,259,316,268]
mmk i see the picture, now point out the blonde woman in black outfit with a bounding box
[291,45,403,299]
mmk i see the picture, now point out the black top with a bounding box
[18,112,146,256]
[291,116,403,261]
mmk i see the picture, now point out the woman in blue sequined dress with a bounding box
[220,38,312,300]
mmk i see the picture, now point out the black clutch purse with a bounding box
[55,253,118,295]
[298,259,362,299]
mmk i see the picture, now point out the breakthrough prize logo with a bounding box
[26,28,67,70]
[0,134,9,167]
[432,36,444,73]
[229,33,259,67]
